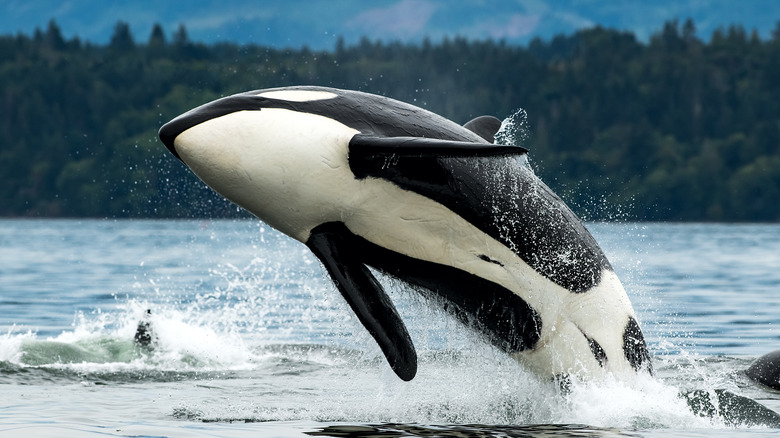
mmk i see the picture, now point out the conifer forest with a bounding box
[2,19,780,221]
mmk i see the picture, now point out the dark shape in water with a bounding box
[745,349,780,390]
[681,388,780,427]
[134,309,155,349]
[305,423,641,438]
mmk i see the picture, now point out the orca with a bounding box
[158,86,652,382]
[746,349,780,390]
[134,309,156,349]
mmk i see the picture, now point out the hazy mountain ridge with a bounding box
[2,0,779,49]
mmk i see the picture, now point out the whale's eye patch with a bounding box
[256,90,338,102]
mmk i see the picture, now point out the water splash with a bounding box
[494,108,531,149]
[2,270,775,430]
[2,218,779,431]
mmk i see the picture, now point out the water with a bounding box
[1,219,779,437]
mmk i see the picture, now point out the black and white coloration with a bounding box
[134,309,156,349]
[158,86,652,382]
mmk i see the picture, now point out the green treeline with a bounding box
[2,19,780,221]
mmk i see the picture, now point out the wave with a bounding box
[1,251,779,431]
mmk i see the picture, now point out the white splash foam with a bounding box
[0,327,32,363]
[494,108,531,147]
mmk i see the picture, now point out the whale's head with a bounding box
[159,89,342,160]
[159,89,357,240]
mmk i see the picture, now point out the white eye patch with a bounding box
[257,90,338,102]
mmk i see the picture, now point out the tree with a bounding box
[682,18,697,43]
[148,23,166,47]
[172,24,190,47]
[110,21,135,51]
[44,20,65,50]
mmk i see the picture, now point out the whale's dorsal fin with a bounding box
[306,222,417,381]
[463,115,503,143]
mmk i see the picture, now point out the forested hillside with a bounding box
[2,19,779,221]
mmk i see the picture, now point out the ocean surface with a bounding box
[1,219,779,437]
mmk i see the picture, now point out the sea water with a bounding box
[1,219,779,437]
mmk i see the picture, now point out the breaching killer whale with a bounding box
[158,86,652,382]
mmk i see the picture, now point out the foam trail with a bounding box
[0,327,30,363]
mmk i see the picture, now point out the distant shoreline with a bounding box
[2,20,779,222]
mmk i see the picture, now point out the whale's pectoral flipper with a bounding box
[349,134,527,159]
[348,135,527,185]
[463,115,503,143]
[306,222,418,381]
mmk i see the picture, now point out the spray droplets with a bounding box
[494,108,531,149]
